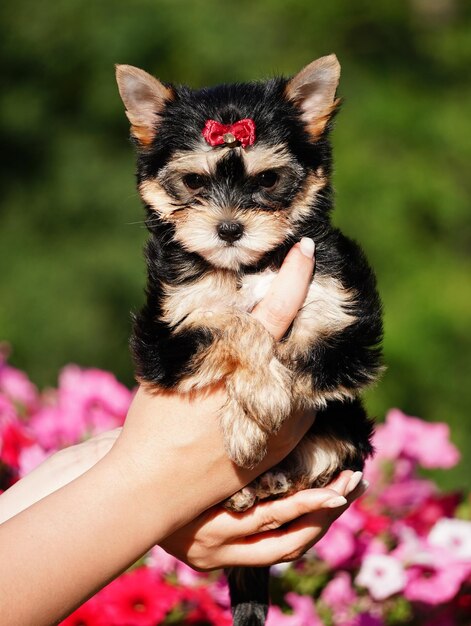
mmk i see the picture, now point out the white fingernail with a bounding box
[345,471,363,495]
[324,496,348,508]
[299,237,315,258]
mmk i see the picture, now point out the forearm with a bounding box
[0,386,295,625]
[0,243,318,624]
[0,430,120,524]
[0,451,159,625]
[0,410,220,623]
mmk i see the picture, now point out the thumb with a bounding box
[252,238,315,340]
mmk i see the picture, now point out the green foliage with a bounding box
[1,0,470,487]
[386,597,413,625]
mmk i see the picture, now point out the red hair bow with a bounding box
[202,118,256,148]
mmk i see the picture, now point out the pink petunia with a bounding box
[182,585,232,625]
[59,596,108,626]
[402,493,461,536]
[266,606,300,626]
[378,478,436,510]
[321,572,357,612]
[405,560,469,606]
[428,518,471,561]
[147,545,205,587]
[315,522,356,568]
[266,593,322,626]
[356,554,406,601]
[30,365,133,449]
[0,401,35,469]
[18,443,51,477]
[373,409,460,470]
[0,361,39,412]
[393,532,470,606]
[29,404,84,450]
[100,567,182,626]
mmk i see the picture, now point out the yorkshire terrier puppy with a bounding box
[116,54,382,626]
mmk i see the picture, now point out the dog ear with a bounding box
[115,65,174,147]
[285,54,341,141]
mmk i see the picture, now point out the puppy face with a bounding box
[116,56,340,270]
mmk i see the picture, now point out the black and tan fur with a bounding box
[116,55,382,626]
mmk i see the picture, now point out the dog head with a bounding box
[116,55,341,271]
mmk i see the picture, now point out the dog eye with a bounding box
[183,173,207,191]
[256,170,279,190]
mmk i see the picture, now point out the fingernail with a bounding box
[351,479,370,499]
[345,471,363,496]
[299,237,315,258]
[324,495,348,508]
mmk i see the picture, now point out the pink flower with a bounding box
[100,567,182,626]
[267,606,300,626]
[30,366,132,449]
[356,554,406,600]
[356,500,391,537]
[373,409,460,469]
[378,478,436,510]
[147,544,181,575]
[402,493,461,535]
[0,361,38,412]
[428,519,471,561]
[60,596,108,625]
[266,593,322,626]
[394,532,470,605]
[338,504,365,533]
[29,404,83,450]
[207,578,231,609]
[182,586,232,625]
[405,560,469,605]
[321,572,357,612]
[286,593,322,625]
[0,402,34,469]
[315,522,356,567]
[18,443,51,477]
[147,545,205,586]
[321,572,358,624]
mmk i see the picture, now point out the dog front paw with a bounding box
[229,357,292,432]
[256,470,294,498]
[224,486,257,512]
[221,398,268,468]
[224,470,294,513]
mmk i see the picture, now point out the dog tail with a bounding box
[226,566,270,626]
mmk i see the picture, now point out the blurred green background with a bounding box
[1,0,470,488]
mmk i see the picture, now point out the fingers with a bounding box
[237,487,347,536]
[203,484,347,543]
[161,477,369,570]
[208,471,359,542]
[220,480,369,567]
[252,239,315,340]
[221,507,335,567]
[327,470,362,496]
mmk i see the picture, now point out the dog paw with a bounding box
[257,470,293,499]
[224,486,257,512]
[229,357,292,432]
[224,471,294,512]
[226,429,268,469]
[221,398,268,469]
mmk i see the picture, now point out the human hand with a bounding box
[161,470,368,570]
[0,241,315,529]
[110,240,317,526]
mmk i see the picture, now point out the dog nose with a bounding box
[217,221,244,243]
